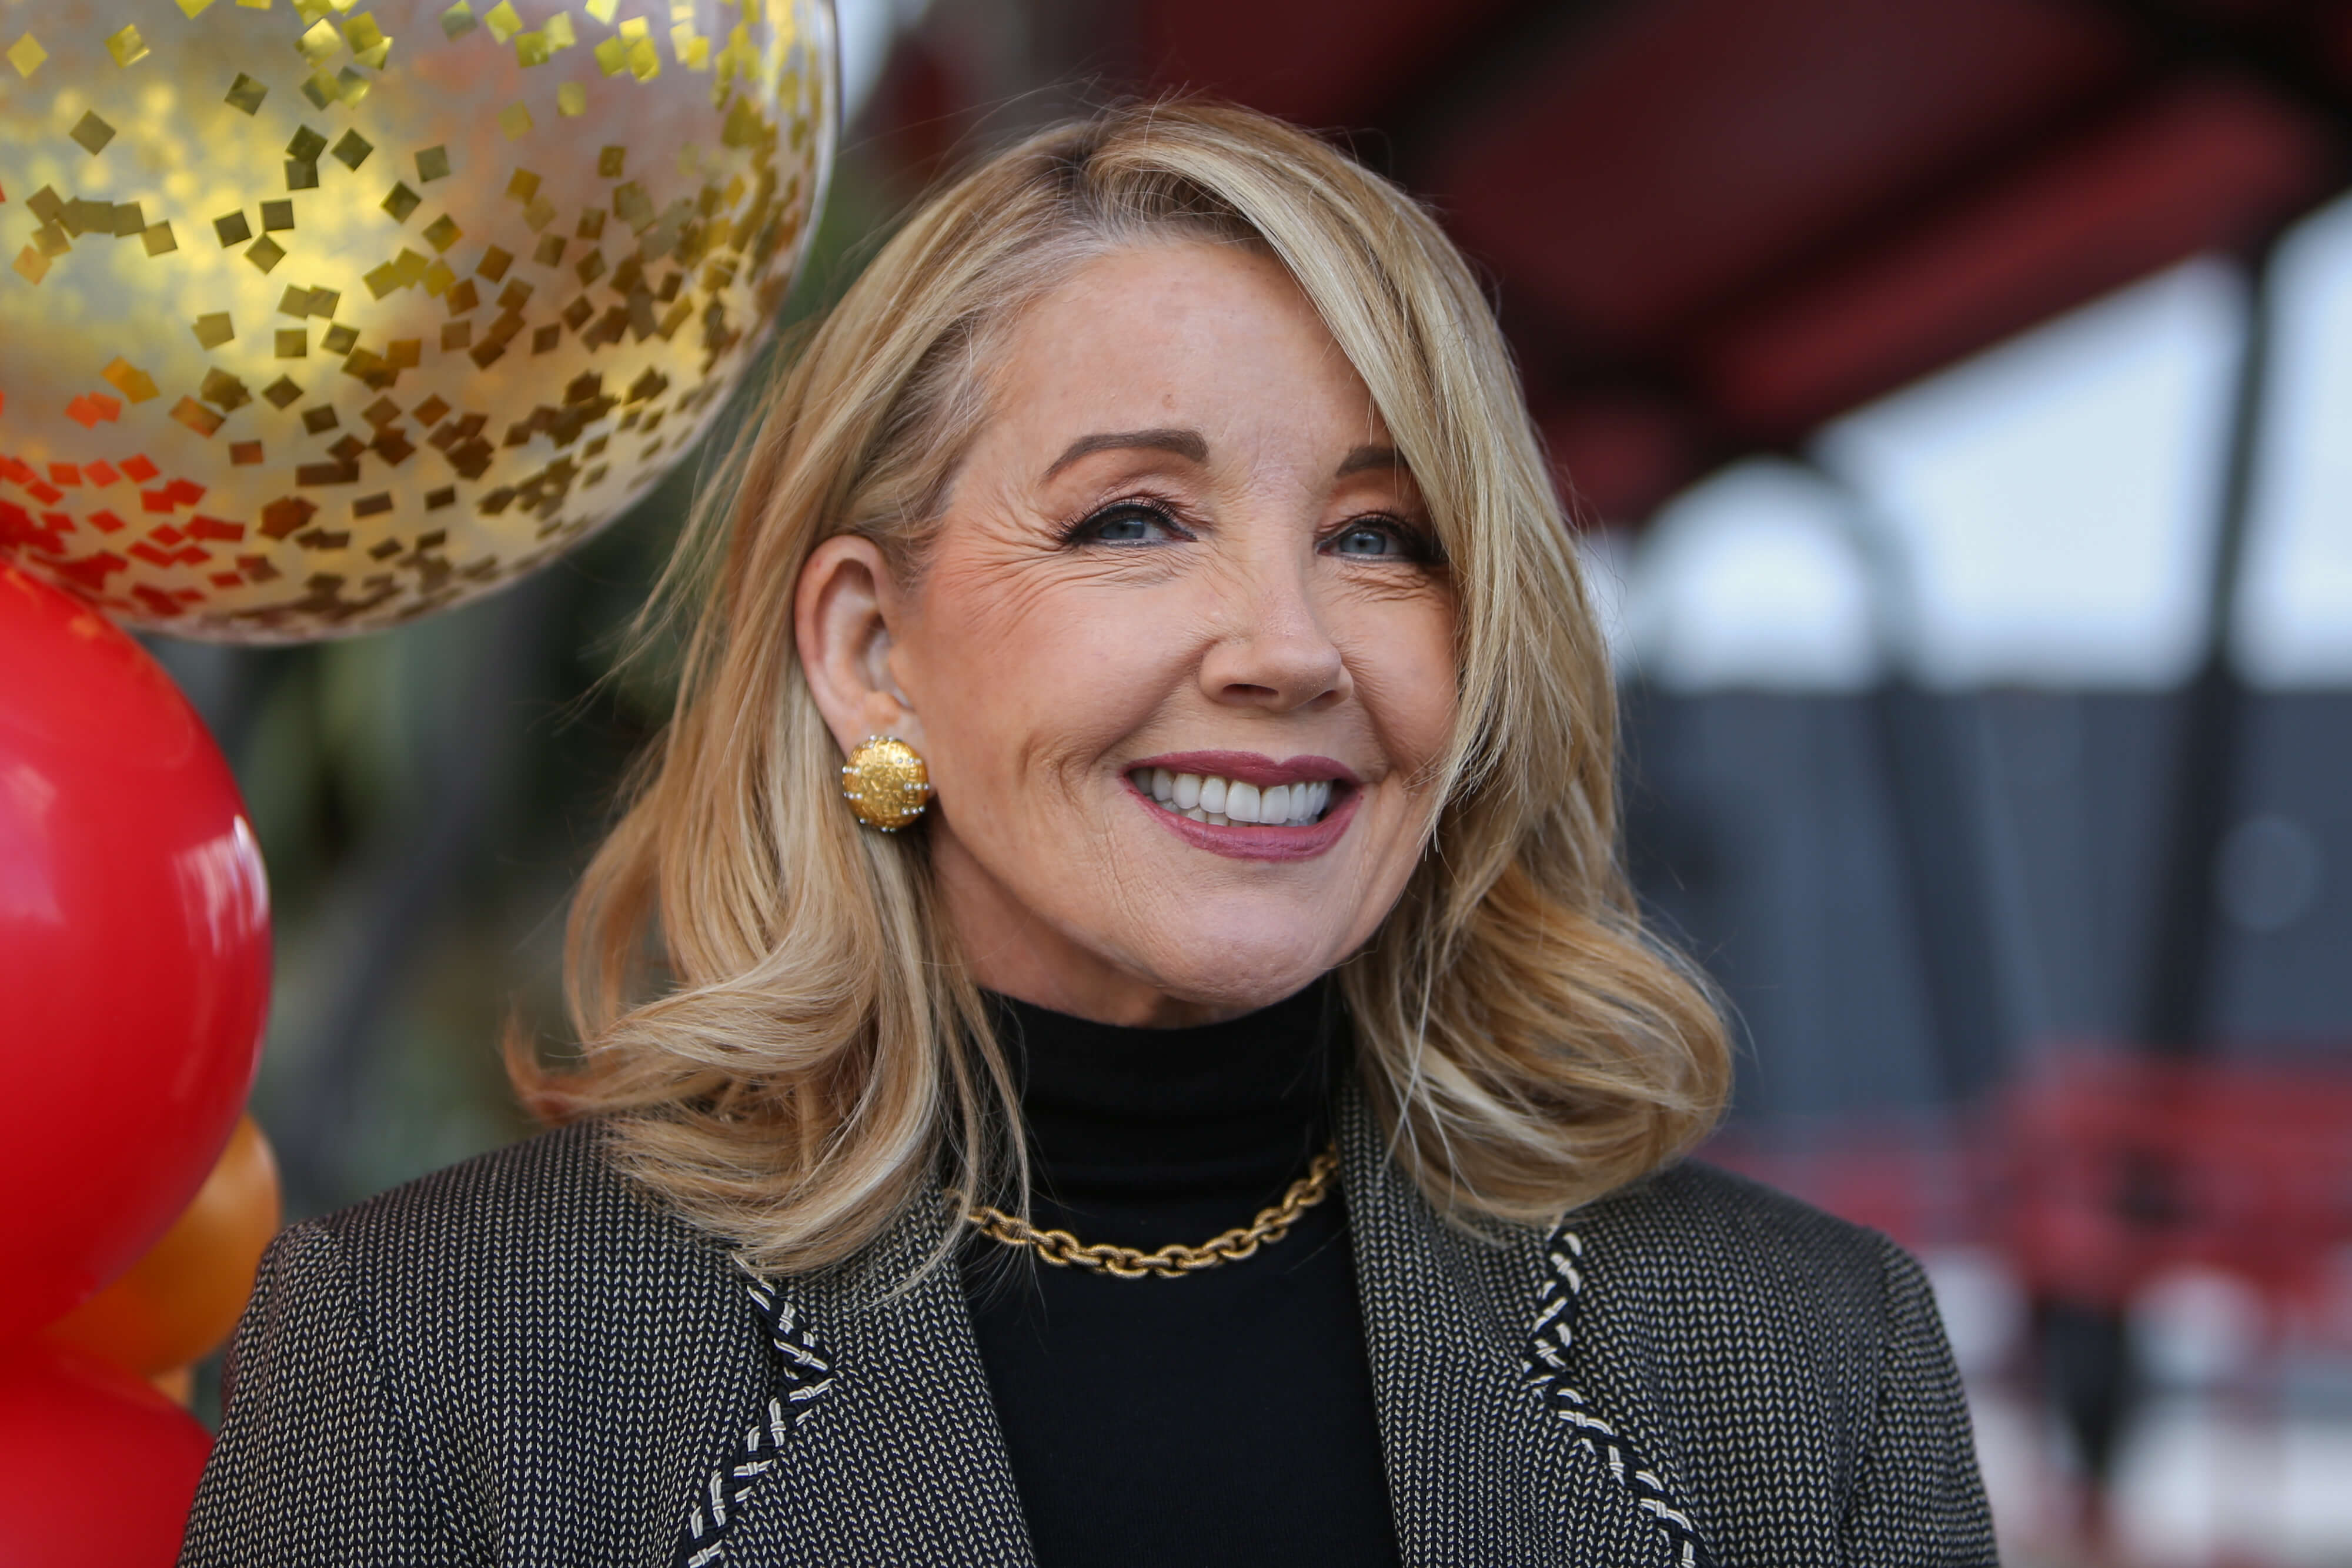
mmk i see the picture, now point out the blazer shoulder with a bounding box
[208,1140,776,1565]
[306,1119,731,1323]
[1565,1164,1992,1562]
[1566,1156,1916,1382]
[1588,1158,1899,1283]
[1558,1162,1943,1542]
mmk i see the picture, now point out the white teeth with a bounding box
[1135,770,1339,827]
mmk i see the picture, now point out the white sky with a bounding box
[1618,463,1880,692]
[1623,192,2352,691]
[2237,195,2352,687]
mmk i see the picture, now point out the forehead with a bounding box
[981,242,1390,458]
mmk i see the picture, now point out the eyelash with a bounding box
[1060,496,1441,564]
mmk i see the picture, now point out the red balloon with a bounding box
[0,1340,213,1567]
[0,564,269,1341]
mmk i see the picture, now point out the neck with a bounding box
[990,983,1339,1205]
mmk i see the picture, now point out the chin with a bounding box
[1126,929,1341,1015]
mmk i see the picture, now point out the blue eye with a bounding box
[1071,502,1178,546]
[1330,521,1403,557]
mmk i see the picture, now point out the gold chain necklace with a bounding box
[964,1145,1340,1279]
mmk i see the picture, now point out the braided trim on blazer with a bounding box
[1524,1229,1709,1568]
[673,1277,836,1568]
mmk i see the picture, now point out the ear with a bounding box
[794,534,923,756]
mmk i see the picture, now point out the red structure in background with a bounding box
[2000,1057,2352,1325]
[1709,1055,2352,1345]
[1128,0,2352,520]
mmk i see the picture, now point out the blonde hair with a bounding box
[517,99,1730,1275]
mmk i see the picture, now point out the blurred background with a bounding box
[146,2,2352,1563]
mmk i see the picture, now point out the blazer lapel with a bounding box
[1338,1088,1688,1568]
[676,1095,1706,1568]
[718,1195,1037,1567]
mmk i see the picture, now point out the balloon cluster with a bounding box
[0,564,273,1565]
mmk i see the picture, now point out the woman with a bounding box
[183,101,1993,1567]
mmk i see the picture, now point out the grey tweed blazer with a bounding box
[182,1087,1995,1567]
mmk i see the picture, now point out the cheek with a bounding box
[1342,592,1459,777]
[904,570,1180,791]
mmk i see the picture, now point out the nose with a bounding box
[1197,550,1349,713]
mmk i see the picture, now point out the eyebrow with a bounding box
[1042,431,1408,482]
[1044,427,1208,479]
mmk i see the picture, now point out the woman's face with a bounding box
[800,242,1457,1026]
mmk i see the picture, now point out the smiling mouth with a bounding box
[1127,766,1341,828]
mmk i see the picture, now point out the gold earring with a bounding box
[841,734,932,832]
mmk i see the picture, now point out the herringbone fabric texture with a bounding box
[182,1089,1994,1567]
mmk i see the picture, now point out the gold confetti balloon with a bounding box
[0,0,833,639]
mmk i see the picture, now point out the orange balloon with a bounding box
[43,1116,280,1377]
[149,1368,195,1409]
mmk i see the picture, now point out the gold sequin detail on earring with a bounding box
[840,735,931,832]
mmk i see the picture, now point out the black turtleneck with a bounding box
[963,985,1399,1568]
